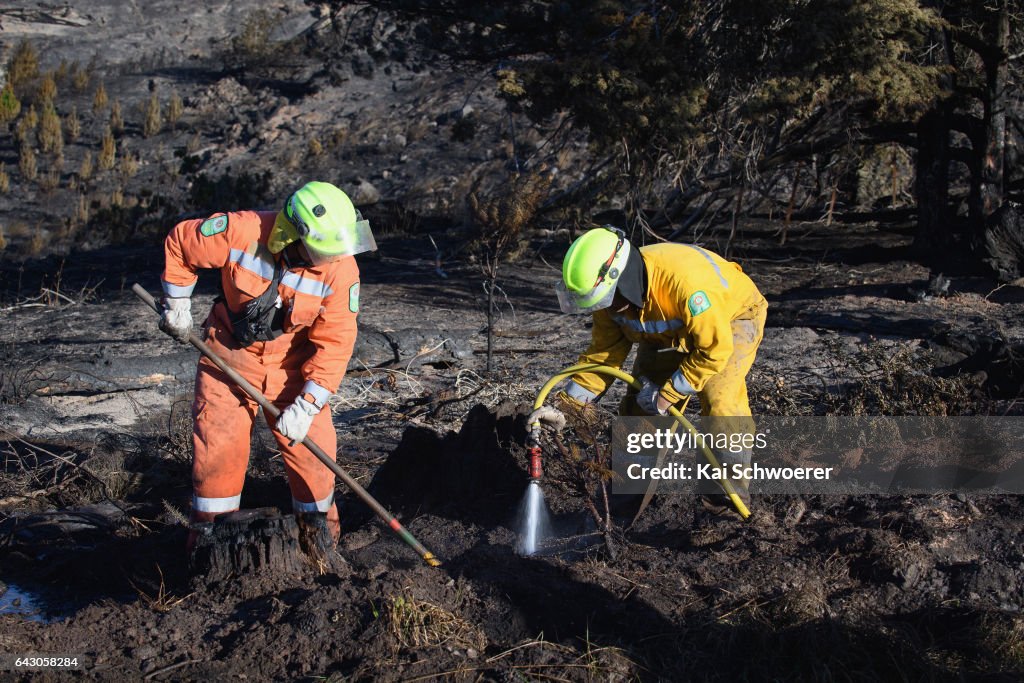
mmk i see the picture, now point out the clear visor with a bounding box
[555,279,617,314]
[304,216,378,263]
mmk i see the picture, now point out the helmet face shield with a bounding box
[268,211,301,254]
[556,228,631,314]
[555,278,617,314]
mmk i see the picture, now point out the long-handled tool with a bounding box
[133,284,442,568]
[529,363,751,520]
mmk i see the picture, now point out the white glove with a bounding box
[528,405,567,432]
[159,297,192,343]
[276,396,320,444]
[635,377,667,416]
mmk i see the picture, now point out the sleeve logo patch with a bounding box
[688,290,711,317]
[200,215,228,237]
[349,282,360,313]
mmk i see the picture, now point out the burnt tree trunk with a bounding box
[981,0,1010,218]
[979,1,1020,279]
[914,107,955,254]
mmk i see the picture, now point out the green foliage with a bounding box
[488,1,946,152]
[0,83,21,124]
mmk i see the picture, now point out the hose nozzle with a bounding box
[529,446,543,480]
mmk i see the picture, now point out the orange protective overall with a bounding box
[162,210,360,541]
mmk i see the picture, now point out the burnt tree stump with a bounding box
[188,508,305,580]
[189,508,347,580]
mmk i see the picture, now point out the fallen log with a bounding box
[349,326,474,369]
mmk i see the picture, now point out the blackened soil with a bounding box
[2,400,1023,682]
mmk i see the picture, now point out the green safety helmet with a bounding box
[556,227,631,314]
[268,181,377,263]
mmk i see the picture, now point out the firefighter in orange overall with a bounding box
[159,181,375,547]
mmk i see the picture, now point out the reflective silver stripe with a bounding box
[686,245,729,288]
[302,380,331,408]
[229,248,276,280]
[293,492,334,513]
[162,280,196,298]
[612,316,684,334]
[192,494,241,513]
[670,370,698,395]
[565,380,597,404]
[282,271,334,298]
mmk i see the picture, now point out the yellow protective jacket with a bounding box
[570,243,765,404]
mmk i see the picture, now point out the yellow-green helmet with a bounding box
[556,227,631,314]
[268,181,377,263]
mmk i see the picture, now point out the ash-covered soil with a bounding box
[2,2,1024,681]
[1,222,1024,682]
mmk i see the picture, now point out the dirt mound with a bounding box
[366,402,531,525]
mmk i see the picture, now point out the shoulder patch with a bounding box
[349,282,360,313]
[687,290,711,317]
[200,214,228,237]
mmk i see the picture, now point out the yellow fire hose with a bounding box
[528,363,752,520]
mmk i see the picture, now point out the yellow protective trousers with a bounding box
[621,296,768,432]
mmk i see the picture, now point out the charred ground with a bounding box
[1,2,1024,682]
[0,220,1023,681]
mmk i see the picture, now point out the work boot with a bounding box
[699,448,752,519]
[185,509,226,555]
[296,511,348,575]
[699,487,750,519]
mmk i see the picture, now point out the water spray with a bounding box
[528,363,751,518]
[516,419,553,555]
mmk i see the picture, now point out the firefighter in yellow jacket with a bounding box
[543,227,768,504]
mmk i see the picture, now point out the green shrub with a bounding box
[0,83,21,124]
